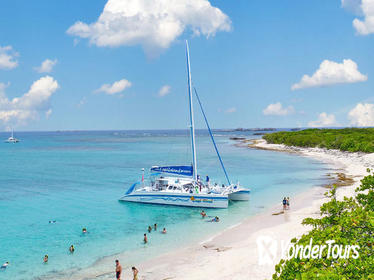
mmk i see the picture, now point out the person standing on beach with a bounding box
[148,225,152,233]
[286,197,290,209]
[154,223,157,231]
[144,233,148,243]
[115,260,122,280]
[282,197,287,210]
[132,266,139,280]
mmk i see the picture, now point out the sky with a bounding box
[0,0,373,131]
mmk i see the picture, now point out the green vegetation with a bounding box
[272,171,374,280]
[263,128,374,153]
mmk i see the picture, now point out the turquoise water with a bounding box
[0,130,328,280]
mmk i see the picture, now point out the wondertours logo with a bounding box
[256,236,360,265]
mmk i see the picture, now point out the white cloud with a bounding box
[0,45,18,70]
[291,59,367,90]
[95,78,132,95]
[35,59,58,73]
[348,103,374,126]
[352,0,374,35]
[77,97,87,108]
[158,85,171,97]
[0,76,59,126]
[45,109,52,119]
[225,107,237,113]
[263,102,294,116]
[342,0,363,16]
[67,0,231,56]
[308,112,337,127]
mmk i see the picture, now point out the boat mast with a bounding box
[185,40,198,181]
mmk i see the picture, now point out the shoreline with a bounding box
[118,138,374,280]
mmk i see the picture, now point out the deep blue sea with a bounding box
[0,130,328,280]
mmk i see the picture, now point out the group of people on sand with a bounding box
[200,210,220,222]
[115,260,138,280]
[144,223,167,244]
[282,197,290,210]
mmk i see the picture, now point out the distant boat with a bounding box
[5,129,19,143]
[120,41,250,208]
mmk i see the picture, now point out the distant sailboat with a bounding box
[120,41,250,208]
[5,129,19,143]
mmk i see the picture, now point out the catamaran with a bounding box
[5,129,19,143]
[120,41,250,208]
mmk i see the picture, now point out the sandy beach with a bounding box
[115,138,374,280]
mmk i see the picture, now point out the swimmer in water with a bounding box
[69,245,75,253]
[148,226,152,233]
[82,227,87,234]
[1,262,9,269]
[154,223,157,231]
[143,233,148,243]
[162,228,167,234]
[200,210,206,218]
[43,255,48,263]
[49,220,56,224]
[211,216,220,222]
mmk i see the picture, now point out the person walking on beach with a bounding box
[143,233,148,243]
[132,266,139,280]
[286,197,290,209]
[115,260,122,280]
[282,197,287,210]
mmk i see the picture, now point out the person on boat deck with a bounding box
[201,210,207,218]
[144,233,148,243]
[43,255,48,263]
[282,197,287,210]
[154,223,157,231]
[1,262,9,269]
[115,260,122,280]
[132,266,139,280]
[148,225,152,233]
[162,228,167,234]
[69,245,75,253]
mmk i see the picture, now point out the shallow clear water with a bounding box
[0,130,328,279]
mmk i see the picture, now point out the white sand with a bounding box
[117,139,374,280]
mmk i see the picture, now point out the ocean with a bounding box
[0,130,328,280]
